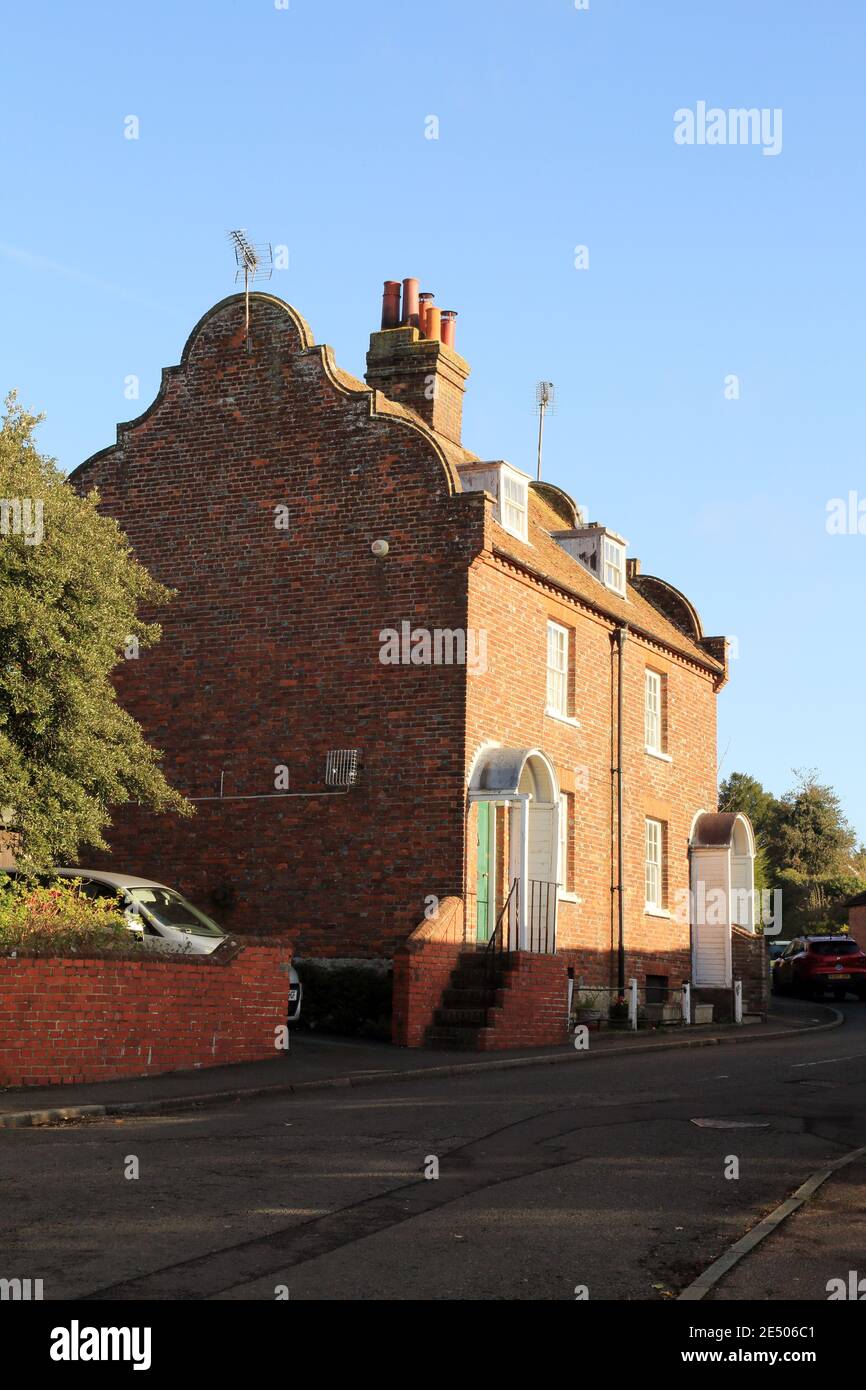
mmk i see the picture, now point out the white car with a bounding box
[49,868,302,1021]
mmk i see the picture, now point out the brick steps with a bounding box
[424,948,570,1051]
[425,949,516,1049]
[441,985,494,1008]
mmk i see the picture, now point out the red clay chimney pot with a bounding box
[440,310,457,348]
[381,280,401,330]
[418,291,434,337]
[402,277,420,328]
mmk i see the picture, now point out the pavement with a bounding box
[708,1155,866,1301]
[1,996,863,1301]
[0,1000,840,1126]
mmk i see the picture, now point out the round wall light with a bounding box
[371,539,390,557]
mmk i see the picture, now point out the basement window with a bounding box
[645,974,669,1006]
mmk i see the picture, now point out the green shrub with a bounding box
[0,875,135,956]
[293,960,392,1041]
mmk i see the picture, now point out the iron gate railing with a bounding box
[526,878,558,954]
[480,877,558,966]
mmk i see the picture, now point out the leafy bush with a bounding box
[0,875,136,956]
[293,960,392,1040]
[774,869,865,937]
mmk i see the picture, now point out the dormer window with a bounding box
[502,473,528,540]
[603,537,625,596]
[550,523,629,598]
[455,460,531,544]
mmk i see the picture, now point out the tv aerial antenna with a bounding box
[535,380,556,481]
[228,229,273,351]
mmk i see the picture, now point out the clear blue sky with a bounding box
[2,1,864,840]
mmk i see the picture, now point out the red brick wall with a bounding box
[392,896,466,1046]
[476,953,570,1049]
[393,941,465,1047]
[465,549,718,993]
[732,927,769,1017]
[849,905,866,938]
[0,945,291,1088]
[71,294,481,957]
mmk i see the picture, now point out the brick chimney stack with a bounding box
[365,278,470,445]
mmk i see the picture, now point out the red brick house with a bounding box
[71,280,759,1047]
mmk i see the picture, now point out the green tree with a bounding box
[771,768,856,880]
[718,771,777,838]
[718,768,866,933]
[718,770,778,892]
[0,393,190,870]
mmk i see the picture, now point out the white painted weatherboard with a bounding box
[691,848,732,987]
[731,854,754,929]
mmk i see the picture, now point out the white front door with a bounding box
[527,802,558,950]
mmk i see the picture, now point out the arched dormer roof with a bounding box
[529,481,581,529]
[630,573,705,642]
[691,811,756,856]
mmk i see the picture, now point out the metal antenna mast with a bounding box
[535,380,555,481]
[228,230,273,351]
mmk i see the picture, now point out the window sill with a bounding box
[559,892,580,904]
[644,904,671,919]
[545,708,581,728]
[645,746,672,763]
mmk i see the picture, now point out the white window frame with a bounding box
[645,669,662,753]
[645,818,663,912]
[546,621,569,718]
[501,472,528,541]
[603,537,625,595]
[557,794,579,903]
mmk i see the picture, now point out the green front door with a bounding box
[476,801,491,942]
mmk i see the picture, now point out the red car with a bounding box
[772,935,866,1000]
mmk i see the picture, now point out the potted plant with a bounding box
[572,989,605,1027]
[608,995,630,1029]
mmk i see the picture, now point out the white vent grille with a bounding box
[325,749,360,787]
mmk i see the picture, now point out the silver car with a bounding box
[53,868,302,1021]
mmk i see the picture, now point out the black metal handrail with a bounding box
[484,878,519,979]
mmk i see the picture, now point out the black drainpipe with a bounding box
[614,624,628,995]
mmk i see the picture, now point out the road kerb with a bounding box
[678,1141,866,1301]
[0,1008,843,1129]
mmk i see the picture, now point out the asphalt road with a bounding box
[3,1001,866,1301]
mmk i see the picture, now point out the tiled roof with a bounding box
[491,487,724,673]
[334,352,722,675]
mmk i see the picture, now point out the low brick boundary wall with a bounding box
[393,897,477,1047]
[393,940,465,1047]
[732,927,769,1017]
[849,904,866,938]
[477,952,570,1049]
[0,944,292,1088]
